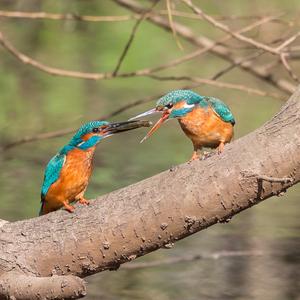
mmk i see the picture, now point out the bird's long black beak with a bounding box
[102,120,152,136]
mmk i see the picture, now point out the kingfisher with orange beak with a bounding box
[40,120,150,215]
[130,90,235,161]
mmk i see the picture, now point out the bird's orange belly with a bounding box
[178,107,233,148]
[45,149,94,211]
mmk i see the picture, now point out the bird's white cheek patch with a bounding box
[183,103,195,109]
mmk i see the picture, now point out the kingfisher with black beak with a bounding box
[40,120,150,215]
[130,90,235,161]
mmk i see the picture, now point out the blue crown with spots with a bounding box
[69,120,109,146]
[157,90,203,107]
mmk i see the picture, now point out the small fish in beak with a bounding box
[129,106,172,143]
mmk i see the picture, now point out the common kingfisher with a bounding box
[40,120,150,215]
[131,90,235,161]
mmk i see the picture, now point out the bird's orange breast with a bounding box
[45,147,95,211]
[178,106,233,148]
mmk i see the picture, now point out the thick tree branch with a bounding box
[0,221,8,228]
[0,273,86,300]
[0,85,299,299]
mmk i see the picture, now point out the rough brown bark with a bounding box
[0,86,299,299]
[0,273,86,300]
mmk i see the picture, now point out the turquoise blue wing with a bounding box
[206,97,235,125]
[41,153,66,200]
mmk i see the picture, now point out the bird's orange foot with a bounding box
[217,142,225,154]
[63,202,75,213]
[78,198,90,206]
[188,151,200,163]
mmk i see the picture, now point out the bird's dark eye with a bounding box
[166,103,173,109]
[92,127,99,133]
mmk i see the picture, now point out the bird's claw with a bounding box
[188,152,200,163]
[79,198,90,206]
[63,202,75,213]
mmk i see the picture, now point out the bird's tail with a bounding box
[39,200,53,216]
[39,201,45,216]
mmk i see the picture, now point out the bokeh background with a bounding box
[0,1,299,299]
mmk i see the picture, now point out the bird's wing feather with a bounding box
[41,153,66,200]
[206,97,235,124]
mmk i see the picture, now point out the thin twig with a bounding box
[147,74,284,100]
[280,53,300,83]
[113,0,296,94]
[0,11,136,22]
[121,250,264,270]
[0,15,277,84]
[276,32,300,51]
[113,0,159,76]
[0,10,287,22]
[181,0,280,55]
[166,0,184,50]
[211,51,264,80]
[3,83,201,149]
[0,31,109,80]
[123,15,279,78]
[2,95,156,150]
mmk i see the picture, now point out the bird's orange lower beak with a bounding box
[140,111,170,143]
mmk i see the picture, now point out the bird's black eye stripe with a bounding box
[92,127,99,133]
[166,103,173,109]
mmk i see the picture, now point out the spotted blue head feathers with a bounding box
[157,89,203,107]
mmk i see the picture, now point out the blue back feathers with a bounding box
[40,120,108,208]
[157,90,235,125]
[41,153,65,201]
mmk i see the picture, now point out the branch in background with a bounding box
[211,51,264,80]
[1,94,157,150]
[0,31,109,80]
[166,0,184,50]
[113,0,296,94]
[1,82,204,150]
[121,250,264,270]
[1,3,296,94]
[0,14,276,82]
[113,0,159,76]
[276,32,300,51]
[0,8,297,95]
[280,53,300,83]
[120,15,280,78]
[147,74,284,100]
[0,9,283,22]
[181,0,300,83]
[0,10,136,22]
[181,0,281,55]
